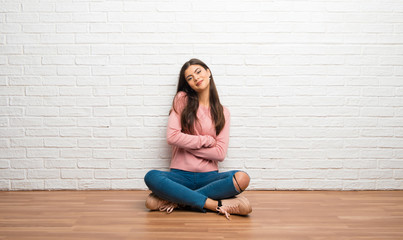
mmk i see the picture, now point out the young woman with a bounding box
[144,58,252,220]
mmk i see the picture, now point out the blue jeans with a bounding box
[144,169,242,212]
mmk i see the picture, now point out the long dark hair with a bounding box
[171,58,225,135]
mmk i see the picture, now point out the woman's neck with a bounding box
[198,88,210,107]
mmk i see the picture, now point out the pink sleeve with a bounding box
[166,92,216,150]
[187,108,230,162]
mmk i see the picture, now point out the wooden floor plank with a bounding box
[0,190,402,240]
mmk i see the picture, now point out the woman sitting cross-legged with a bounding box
[144,58,252,220]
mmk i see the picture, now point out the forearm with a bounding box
[167,129,216,150]
[187,141,227,162]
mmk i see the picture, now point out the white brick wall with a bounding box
[1,0,403,190]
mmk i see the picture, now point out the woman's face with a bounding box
[184,64,211,93]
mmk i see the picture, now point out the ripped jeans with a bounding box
[144,169,242,212]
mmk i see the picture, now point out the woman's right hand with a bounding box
[203,135,216,148]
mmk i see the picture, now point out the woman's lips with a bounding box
[196,80,203,86]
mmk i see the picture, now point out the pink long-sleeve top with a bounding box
[167,91,230,172]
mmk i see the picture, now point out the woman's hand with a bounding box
[203,135,216,148]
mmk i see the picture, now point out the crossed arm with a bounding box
[166,102,230,162]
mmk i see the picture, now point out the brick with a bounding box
[0,160,9,169]
[41,34,75,44]
[111,160,143,169]
[22,2,55,12]
[26,87,58,96]
[95,170,127,179]
[57,66,91,76]
[23,46,57,55]
[58,46,89,55]
[127,127,164,138]
[376,180,403,190]
[72,13,106,22]
[276,180,311,190]
[44,97,77,107]
[42,56,75,65]
[77,76,109,86]
[90,23,122,33]
[327,170,359,180]
[76,97,108,107]
[110,139,143,148]
[12,181,44,190]
[27,149,58,158]
[110,96,142,106]
[45,180,77,190]
[310,180,343,190]
[361,150,393,159]
[40,13,71,23]
[0,107,23,116]
[24,66,57,76]
[56,23,87,33]
[0,66,23,75]
[11,138,43,147]
[0,128,24,137]
[110,76,142,86]
[360,170,394,179]
[25,128,58,137]
[44,117,76,127]
[43,76,76,86]
[128,149,160,160]
[61,170,93,179]
[45,160,77,169]
[76,56,108,65]
[77,118,109,127]
[91,45,124,55]
[23,24,54,33]
[6,13,39,23]
[93,87,125,96]
[343,181,376,190]
[361,129,394,137]
[0,181,10,190]
[78,160,109,169]
[94,107,126,117]
[128,170,149,179]
[1,2,20,12]
[28,169,59,179]
[379,160,403,169]
[59,87,92,96]
[90,2,123,12]
[61,149,92,158]
[56,3,89,12]
[60,107,91,117]
[8,77,39,86]
[128,107,168,116]
[60,128,92,137]
[245,159,277,169]
[9,56,41,65]
[394,170,403,179]
[93,149,126,159]
[78,139,109,148]
[75,34,108,44]
[0,169,25,179]
[45,138,76,148]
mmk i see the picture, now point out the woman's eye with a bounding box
[197,71,201,74]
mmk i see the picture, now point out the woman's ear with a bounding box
[207,69,211,78]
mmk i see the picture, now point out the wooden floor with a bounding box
[0,191,403,240]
